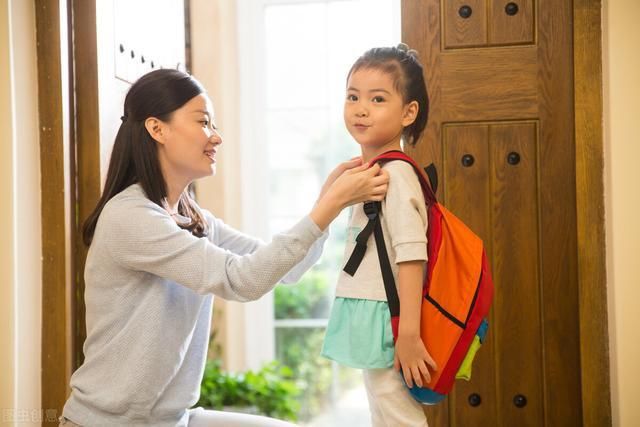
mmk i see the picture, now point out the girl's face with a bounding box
[152,93,222,185]
[344,67,417,155]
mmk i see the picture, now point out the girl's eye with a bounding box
[372,96,385,103]
[200,120,209,127]
[347,94,358,101]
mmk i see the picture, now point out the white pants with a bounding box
[188,407,298,427]
[363,368,428,427]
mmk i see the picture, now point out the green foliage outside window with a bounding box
[275,327,333,420]
[196,359,301,421]
[275,270,331,319]
[275,327,362,422]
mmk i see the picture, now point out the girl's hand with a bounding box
[394,334,437,388]
[309,162,389,230]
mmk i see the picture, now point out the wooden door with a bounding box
[402,0,581,425]
[72,0,189,366]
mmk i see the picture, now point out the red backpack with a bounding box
[343,150,494,404]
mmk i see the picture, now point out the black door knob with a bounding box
[507,152,521,165]
[505,2,519,16]
[459,5,473,19]
[468,393,482,407]
[513,394,527,408]
[461,154,475,167]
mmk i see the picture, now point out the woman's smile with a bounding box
[204,149,216,163]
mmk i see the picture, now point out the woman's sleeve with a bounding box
[279,229,329,284]
[207,211,329,284]
[102,200,325,302]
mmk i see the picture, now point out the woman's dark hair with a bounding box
[347,44,429,146]
[82,69,209,246]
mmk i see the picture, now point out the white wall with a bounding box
[190,0,250,373]
[0,0,42,425]
[190,0,276,372]
[603,0,640,425]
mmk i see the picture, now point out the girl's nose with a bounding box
[356,109,368,118]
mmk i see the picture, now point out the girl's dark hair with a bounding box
[82,69,209,246]
[347,44,429,146]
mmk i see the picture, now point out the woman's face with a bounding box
[155,93,222,185]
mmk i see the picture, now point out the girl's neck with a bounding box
[361,141,403,163]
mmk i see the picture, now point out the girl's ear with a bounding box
[145,117,166,144]
[402,101,419,127]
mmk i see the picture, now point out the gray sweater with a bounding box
[63,184,328,426]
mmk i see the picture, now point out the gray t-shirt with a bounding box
[335,160,428,301]
[63,183,327,426]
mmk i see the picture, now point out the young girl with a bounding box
[59,69,389,427]
[321,44,436,426]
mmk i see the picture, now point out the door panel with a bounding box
[488,0,534,45]
[74,0,187,367]
[403,0,580,425]
[442,124,497,426]
[443,0,487,48]
[488,123,543,426]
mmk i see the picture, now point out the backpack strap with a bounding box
[371,205,401,318]
[343,201,381,276]
[342,151,434,318]
[342,201,400,318]
[424,163,438,194]
[370,150,437,204]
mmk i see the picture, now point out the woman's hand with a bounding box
[394,333,437,388]
[317,157,364,201]
[309,160,389,230]
[328,161,389,205]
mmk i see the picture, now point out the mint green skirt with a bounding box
[321,297,395,369]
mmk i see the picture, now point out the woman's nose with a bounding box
[210,130,223,145]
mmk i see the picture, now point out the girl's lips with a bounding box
[204,151,216,162]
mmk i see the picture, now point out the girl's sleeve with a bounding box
[382,161,428,264]
[207,211,330,284]
[102,199,325,301]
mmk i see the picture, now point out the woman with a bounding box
[59,69,388,426]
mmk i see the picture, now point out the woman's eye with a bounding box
[347,94,358,101]
[372,96,385,103]
[200,120,209,127]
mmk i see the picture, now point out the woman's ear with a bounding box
[402,101,419,127]
[145,117,166,144]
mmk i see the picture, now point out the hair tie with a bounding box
[396,43,409,52]
[120,115,128,122]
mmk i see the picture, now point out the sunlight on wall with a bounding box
[603,0,640,425]
[0,1,42,426]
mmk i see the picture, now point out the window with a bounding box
[238,1,399,424]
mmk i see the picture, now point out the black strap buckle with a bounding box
[363,201,381,220]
